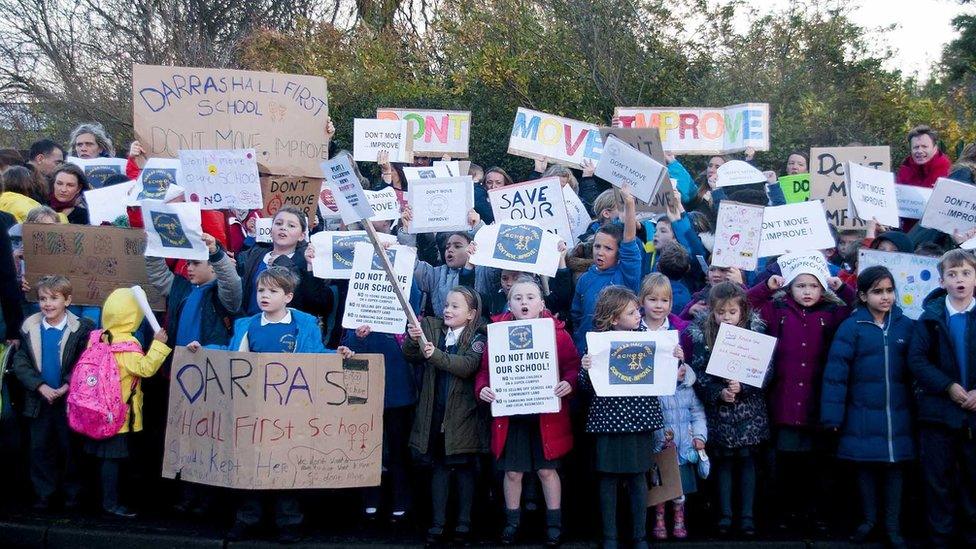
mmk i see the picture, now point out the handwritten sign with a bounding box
[595,135,668,204]
[858,248,940,320]
[470,222,562,278]
[180,149,262,210]
[920,177,976,237]
[712,201,764,270]
[141,199,209,261]
[895,184,933,220]
[342,243,416,334]
[376,108,470,157]
[844,162,899,227]
[489,177,573,244]
[353,119,413,163]
[758,200,834,257]
[260,176,320,219]
[22,224,163,309]
[162,347,383,489]
[809,146,890,230]
[364,187,401,222]
[321,156,372,225]
[402,165,451,182]
[778,173,811,204]
[407,176,474,233]
[132,64,329,177]
[716,160,765,188]
[705,323,776,388]
[584,330,680,397]
[309,231,396,280]
[599,127,666,164]
[614,103,770,154]
[507,107,602,169]
[487,319,560,417]
[65,156,128,188]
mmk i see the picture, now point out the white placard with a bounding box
[920,177,976,237]
[489,177,573,244]
[255,217,272,243]
[858,248,940,320]
[364,187,401,222]
[65,156,128,187]
[353,119,413,163]
[584,330,680,397]
[711,201,764,270]
[179,149,262,210]
[705,323,776,388]
[433,160,462,177]
[758,200,834,257]
[84,181,135,226]
[895,184,933,220]
[507,107,602,169]
[562,185,590,243]
[487,318,561,417]
[140,199,208,261]
[136,158,183,201]
[309,230,396,279]
[716,160,765,188]
[594,134,668,204]
[130,285,161,332]
[845,161,899,227]
[342,243,416,334]
[376,108,471,157]
[470,222,562,278]
[402,165,451,182]
[321,156,372,225]
[778,250,830,288]
[407,176,474,233]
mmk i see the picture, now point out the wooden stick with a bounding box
[362,222,429,348]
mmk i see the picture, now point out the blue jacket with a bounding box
[671,279,693,314]
[821,306,916,462]
[669,160,696,206]
[571,238,642,351]
[225,308,331,353]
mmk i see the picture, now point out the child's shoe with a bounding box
[500,508,520,544]
[652,503,667,539]
[672,501,687,539]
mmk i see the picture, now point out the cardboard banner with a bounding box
[635,176,678,219]
[321,156,372,225]
[470,222,562,278]
[342,243,416,334]
[487,318,560,417]
[844,162,899,227]
[585,330,680,397]
[377,108,471,157]
[507,107,602,169]
[364,187,401,222]
[162,347,384,490]
[489,177,573,244]
[132,64,329,178]
[716,160,765,188]
[407,176,474,233]
[778,173,811,204]
[85,182,135,226]
[136,158,183,201]
[858,248,939,320]
[309,230,396,280]
[353,119,413,163]
[22,223,163,309]
[260,176,321,219]
[599,127,666,164]
[647,445,684,507]
[65,156,128,188]
[562,185,590,243]
[614,103,770,154]
[920,177,976,237]
[809,146,890,230]
[705,323,776,388]
[711,201,764,270]
[141,199,208,260]
[895,184,932,220]
[180,149,262,210]
[778,251,830,288]
[595,135,668,205]
[758,200,834,257]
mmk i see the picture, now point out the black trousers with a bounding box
[855,462,903,532]
[364,405,413,513]
[918,422,976,547]
[236,492,303,528]
[28,399,80,501]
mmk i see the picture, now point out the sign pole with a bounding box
[362,221,429,348]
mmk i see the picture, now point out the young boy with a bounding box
[909,249,976,548]
[10,275,94,510]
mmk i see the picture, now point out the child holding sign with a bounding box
[475,276,579,546]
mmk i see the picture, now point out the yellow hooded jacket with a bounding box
[99,288,171,433]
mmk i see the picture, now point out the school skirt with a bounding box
[497,415,560,472]
[593,432,655,474]
[84,433,128,459]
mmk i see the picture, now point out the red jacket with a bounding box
[475,310,581,460]
[895,150,951,188]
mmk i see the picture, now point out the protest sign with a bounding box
[141,200,208,260]
[22,224,163,309]
[162,347,383,489]
[507,107,602,169]
[895,184,933,220]
[809,146,890,230]
[131,285,161,332]
[402,165,451,182]
[599,127,666,164]
[647,446,684,506]
[260,176,320,219]
[716,160,765,188]
[180,149,262,210]
[353,119,413,163]
[489,177,573,244]
[634,176,678,219]
[486,319,560,417]
[778,173,811,204]
[705,323,776,388]
[758,200,834,257]
[920,177,976,237]
[132,64,329,178]
[562,185,590,243]
[470,222,562,278]
[407,176,473,233]
[614,103,770,154]
[364,187,402,222]
[711,201,764,270]
[433,160,471,177]
[584,330,680,397]
[844,162,899,227]
[85,181,135,226]
[594,135,668,204]
[309,231,397,279]
[136,158,183,201]
[65,156,128,188]
[858,248,939,320]
[342,243,416,334]
[319,185,341,219]
[376,108,471,157]
[778,251,830,288]
[321,156,372,225]
[255,217,272,243]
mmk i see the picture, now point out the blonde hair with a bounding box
[592,189,620,218]
[542,165,579,193]
[25,206,60,224]
[639,273,673,303]
[592,285,639,332]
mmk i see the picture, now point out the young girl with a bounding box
[640,274,706,540]
[748,262,855,532]
[682,282,769,536]
[475,276,580,546]
[403,286,488,545]
[580,285,672,549]
[821,266,914,548]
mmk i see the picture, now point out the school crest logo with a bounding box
[279,333,297,353]
[608,341,656,385]
[493,224,542,264]
[85,164,123,188]
[150,211,192,249]
[139,168,177,200]
[371,249,396,271]
[332,234,366,269]
[508,325,533,350]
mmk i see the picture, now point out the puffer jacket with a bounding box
[655,367,708,465]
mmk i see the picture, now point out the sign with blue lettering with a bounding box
[487,318,560,417]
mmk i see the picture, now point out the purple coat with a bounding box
[747,281,855,427]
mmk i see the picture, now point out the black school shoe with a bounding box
[103,505,137,518]
[226,521,258,541]
[277,525,303,544]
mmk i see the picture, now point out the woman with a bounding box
[68,123,115,158]
[49,164,92,224]
[0,166,48,222]
[785,151,808,175]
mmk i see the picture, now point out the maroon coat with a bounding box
[747,281,855,427]
[475,310,581,460]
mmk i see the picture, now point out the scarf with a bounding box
[48,193,79,212]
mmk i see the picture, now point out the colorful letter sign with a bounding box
[507,107,602,169]
[376,108,471,157]
[613,103,769,155]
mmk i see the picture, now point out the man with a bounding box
[27,139,64,178]
[896,125,951,188]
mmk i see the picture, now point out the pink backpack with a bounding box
[67,330,143,440]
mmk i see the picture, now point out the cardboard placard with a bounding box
[376,108,471,157]
[407,176,474,234]
[141,199,209,261]
[705,323,776,388]
[132,64,329,178]
[65,156,128,188]
[487,319,561,417]
[584,331,680,397]
[758,200,835,257]
[844,162,899,227]
[353,119,413,163]
[598,127,666,164]
[489,177,573,244]
[469,222,562,278]
[180,149,262,210]
[919,177,976,237]
[342,243,416,334]
[614,103,770,154]
[22,224,163,309]
[711,201,764,270]
[162,348,384,489]
[594,135,668,204]
[809,146,890,230]
[309,230,397,280]
[647,445,684,507]
[260,176,321,219]
[778,173,811,204]
[858,248,939,320]
[507,107,602,169]
[894,184,932,220]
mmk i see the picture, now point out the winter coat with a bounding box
[225,308,330,354]
[907,288,976,429]
[0,192,48,223]
[236,242,335,319]
[571,238,643,351]
[415,262,497,319]
[11,312,95,418]
[475,268,574,323]
[821,306,916,462]
[682,313,770,449]
[748,281,855,426]
[343,329,417,409]
[895,150,951,189]
[404,316,489,456]
[475,310,580,460]
[655,366,708,465]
